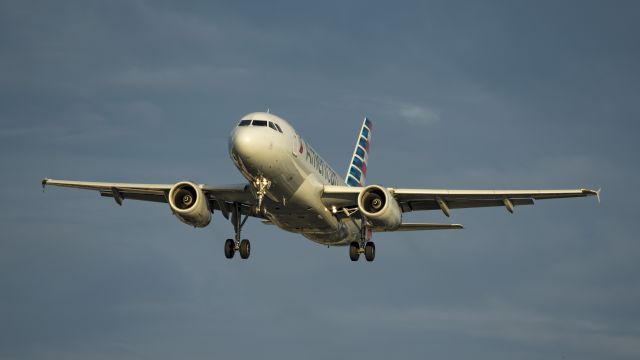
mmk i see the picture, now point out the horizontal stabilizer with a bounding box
[373,223,464,232]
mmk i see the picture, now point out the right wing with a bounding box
[42,178,257,218]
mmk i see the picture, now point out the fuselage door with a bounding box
[292,133,303,157]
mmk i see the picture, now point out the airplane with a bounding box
[42,112,600,262]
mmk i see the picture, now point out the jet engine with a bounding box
[168,181,211,227]
[357,185,402,230]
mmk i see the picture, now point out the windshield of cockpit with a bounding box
[237,119,283,133]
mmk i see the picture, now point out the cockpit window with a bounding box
[238,119,283,132]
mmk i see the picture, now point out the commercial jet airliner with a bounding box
[42,112,599,261]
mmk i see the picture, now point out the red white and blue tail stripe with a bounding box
[345,117,372,187]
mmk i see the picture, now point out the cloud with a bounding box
[339,96,441,126]
[108,66,250,89]
[396,102,441,125]
[327,299,640,358]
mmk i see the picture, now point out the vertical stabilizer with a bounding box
[345,117,372,187]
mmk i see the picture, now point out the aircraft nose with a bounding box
[229,127,271,168]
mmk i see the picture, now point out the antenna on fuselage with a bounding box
[267,108,270,113]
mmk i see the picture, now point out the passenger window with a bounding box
[238,120,252,126]
[268,122,279,132]
[253,120,268,127]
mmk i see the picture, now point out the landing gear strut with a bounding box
[350,216,375,262]
[253,176,271,214]
[225,202,251,259]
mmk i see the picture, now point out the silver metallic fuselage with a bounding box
[229,112,360,245]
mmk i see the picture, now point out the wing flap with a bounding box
[202,183,255,204]
[321,185,359,206]
[404,198,534,212]
[100,191,167,204]
[373,223,464,232]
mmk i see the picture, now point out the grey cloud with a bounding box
[396,102,441,125]
[108,66,251,89]
[331,301,640,358]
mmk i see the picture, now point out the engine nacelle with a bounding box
[357,185,402,230]
[168,181,211,228]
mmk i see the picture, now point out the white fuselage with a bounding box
[229,112,360,245]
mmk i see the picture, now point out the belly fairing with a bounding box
[302,219,360,246]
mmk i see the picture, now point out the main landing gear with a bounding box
[225,202,251,260]
[224,176,271,260]
[349,217,376,262]
[349,241,375,262]
[225,238,250,259]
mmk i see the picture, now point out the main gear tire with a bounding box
[349,242,360,261]
[239,239,251,259]
[364,242,376,262]
[224,239,235,259]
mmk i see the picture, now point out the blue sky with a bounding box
[1,1,639,359]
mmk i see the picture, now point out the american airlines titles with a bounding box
[304,141,340,185]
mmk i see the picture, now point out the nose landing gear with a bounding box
[253,176,271,215]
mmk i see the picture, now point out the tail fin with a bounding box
[345,117,372,187]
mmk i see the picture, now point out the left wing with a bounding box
[42,178,256,218]
[322,185,599,217]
